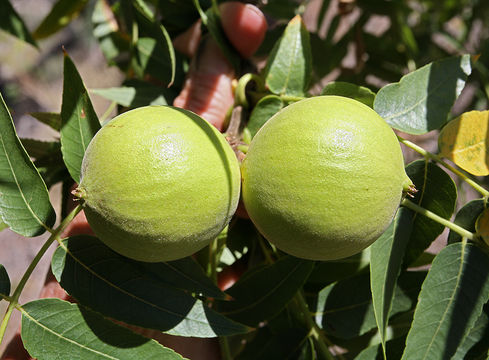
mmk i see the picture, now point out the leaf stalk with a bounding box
[0,204,82,346]
[401,199,475,240]
[397,136,489,197]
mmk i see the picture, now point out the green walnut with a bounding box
[241,96,413,261]
[77,106,241,262]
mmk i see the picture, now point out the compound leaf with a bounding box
[374,55,471,134]
[134,257,225,300]
[52,236,246,337]
[0,93,56,237]
[236,327,309,360]
[21,298,186,360]
[438,110,489,176]
[60,53,101,184]
[217,256,314,326]
[402,242,489,360]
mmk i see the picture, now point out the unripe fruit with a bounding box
[241,96,413,261]
[77,106,241,262]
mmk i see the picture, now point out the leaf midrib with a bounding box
[20,305,119,359]
[421,243,466,360]
[59,241,231,330]
[221,261,306,316]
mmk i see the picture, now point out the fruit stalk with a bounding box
[0,204,82,346]
[397,136,489,197]
[401,198,475,240]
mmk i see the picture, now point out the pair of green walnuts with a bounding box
[77,96,413,263]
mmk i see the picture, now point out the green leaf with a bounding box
[354,335,407,360]
[0,93,56,237]
[218,256,314,327]
[374,55,472,134]
[261,0,304,19]
[263,15,312,97]
[0,220,7,232]
[133,0,155,19]
[37,165,69,190]
[133,4,176,86]
[60,53,101,184]
[134,257,226,299]
[0,0,37,47]
[306,248,370,287]
[20,139,60,160]
[91,0,130,68]
[21,298,186,360]
[370,207,414,353]
[403,160,457,266]
[246,95,284,139]
[52,236,246,337]
[452,306,489,360]
[205,7,241,71]
[21,139,66,189]
[313,271,423,340]
[0,264,10,297]
[159,0,205,35]
[402,242,489,360]
[236,327,309,360]
[310,32,349,80]
[408,252,436,268]
[135,38,175,85]
[32,0,89,39]
[321,82,376,108]
[91,79,177,108]
[29,112,61,132]
[448,199,485,244]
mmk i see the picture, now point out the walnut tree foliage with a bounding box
[1,0,489,359]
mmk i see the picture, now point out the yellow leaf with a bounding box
[438,110,489,176]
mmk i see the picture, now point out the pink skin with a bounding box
[173,2,267,131]
[1,3,266,360]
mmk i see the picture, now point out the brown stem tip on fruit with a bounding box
[71,187,86,201]
[404,184,418,198]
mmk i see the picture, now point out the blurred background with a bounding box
[1,0,489,355]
